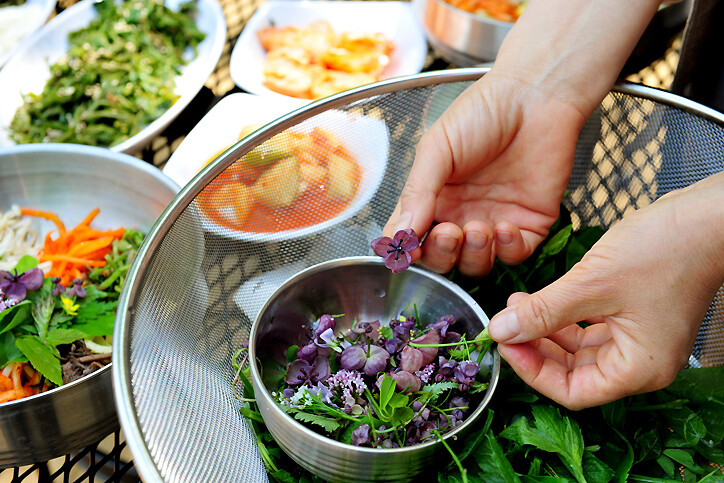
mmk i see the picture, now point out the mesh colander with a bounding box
[113,68,724,482]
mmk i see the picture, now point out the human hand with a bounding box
[487,172,724,410]
[383,71,586,276]
[383,0,663,277]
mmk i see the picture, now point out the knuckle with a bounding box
[525,294,557,336]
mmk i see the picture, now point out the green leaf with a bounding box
[391,406,414,426]
[15,336,62,385]
[44,328,88,347]
[565,236,588,271]
[534,224,572,270]
[13,255,39,273]
[663,448,705,475]
[0,301,32,335]
[285,345,299,364]
[269,469,297,483]
[683,413,706,445]
[612,429,634,483]
[500,406,586,483]
[664,367,724,405]
[240,406,265,424]
[0,331,27,366]
[601,399,626,429]
[388,392,409,409]
[292,411,340,433]
[634,428,662,464]
[472,432,522,483]
[378,326,393,340]
[31,293,55,339]
[583,451,615,483]
[656,454,676,478]
[379,375,396,410]
[420,381,459,406]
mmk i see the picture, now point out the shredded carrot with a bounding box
[22,207,124,286]
[444,0,524,22]
[0,363,44,403]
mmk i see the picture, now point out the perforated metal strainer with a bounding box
[113,68,724,482]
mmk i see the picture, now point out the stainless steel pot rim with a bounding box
[247,256,501,455]
[113,67,724,482]
[0,365,109,409]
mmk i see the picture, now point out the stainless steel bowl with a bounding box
[0,143,178,468]
[249,256,501,483]
[412,0,512,66]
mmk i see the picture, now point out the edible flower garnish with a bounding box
[0,267,43,302]
[60,296,79,316]
[370,228,419,274]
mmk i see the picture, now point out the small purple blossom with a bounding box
[66,278,86,298]
[314,314,335,337]
[351,424,372,446]
[414,363,435,384]
[306,381,335,405]
[370,229,419,274]
[51,277,66,297]
[430,315,455,338]
[328,369,367,402]
[0,291,17,312]
[340,345,390,377]
[297,342,319,362]
[284,356,331,385]
[0,268,44,302]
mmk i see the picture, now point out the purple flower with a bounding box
[351,424,372,446]
[430,315,455,338]
[384,337,403,355]
[327,369,367,407]
[0,292,17,312]
[370,229,419,274]
[67,278,86,298]
[51,277,66,297]
[314,314,335,337]
[284,356,331,385]
[454,361,479,382]
[297,342,319,362]
[306,381,335,405]
[415,363,435,384]
[352,320,380,341]
[0,268,44,302]
[340,345,390,377]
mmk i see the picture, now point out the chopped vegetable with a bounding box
[444,0,526,22]
[21,208,125,287]
[8,0,206,147]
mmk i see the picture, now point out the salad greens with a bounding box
[236,208,724,482]
[9,0,205,147]
[0,229,143,386]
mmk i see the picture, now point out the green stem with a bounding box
[434,430,468,483]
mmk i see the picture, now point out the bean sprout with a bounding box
[0,205,51,272]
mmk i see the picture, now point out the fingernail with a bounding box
[489,309,520,343]
[465,231,488,251]
[395,211,413,232]
[435,234,458,254]
[496,230,513,246]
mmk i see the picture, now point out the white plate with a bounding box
[0,0,226,154]
[0,0,56,68]
[187,100,390,243]
[163,93,307,187]
[229,0,427,101]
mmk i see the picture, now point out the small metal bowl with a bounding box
[249,256,501,483]
[412,0,513,66]
[0,143,178,468]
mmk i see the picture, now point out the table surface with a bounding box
[0,0,683,479]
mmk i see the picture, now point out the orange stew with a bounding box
[444,0,524,22]
[199,127,361,233]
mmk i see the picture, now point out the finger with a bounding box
[383,129,453,237]
[507,291,528,306]
[418,223,463,274]
[494,221,546,266]
[488,265,612,344]
[547,323,611,354]
[455,221,495,277]
[498,341,629,410]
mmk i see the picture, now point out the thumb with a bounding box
[383,127,453,237]
[488,273,609,343]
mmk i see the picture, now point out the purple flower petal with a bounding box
[400,346,424,373]
[395,229,419,252]
[351,424,371,446]
[285,359,312,385]
[431,315,455,338]
[310,356,331,383]
[314,314,335,336]
[19,268,44,291]
[71,278,86,298]
[3,282,26,301]
[340,346,366,371]
[411,331,440,365]
[391,370,421,393]
[384,252,412,274]
[297,342,318,362]
[363,346,390,377]
[370,236,394,257]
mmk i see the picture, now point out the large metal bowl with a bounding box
[413,0,691,67]
[249,256,500,483]
[0,143,178,468]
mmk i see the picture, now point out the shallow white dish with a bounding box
[163,93,307,187]
[229,0,427,100]
[0,0,56,68]
[192,101,390,243]
[0,0,226,154]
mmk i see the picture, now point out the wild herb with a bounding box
[236,207,724,481]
